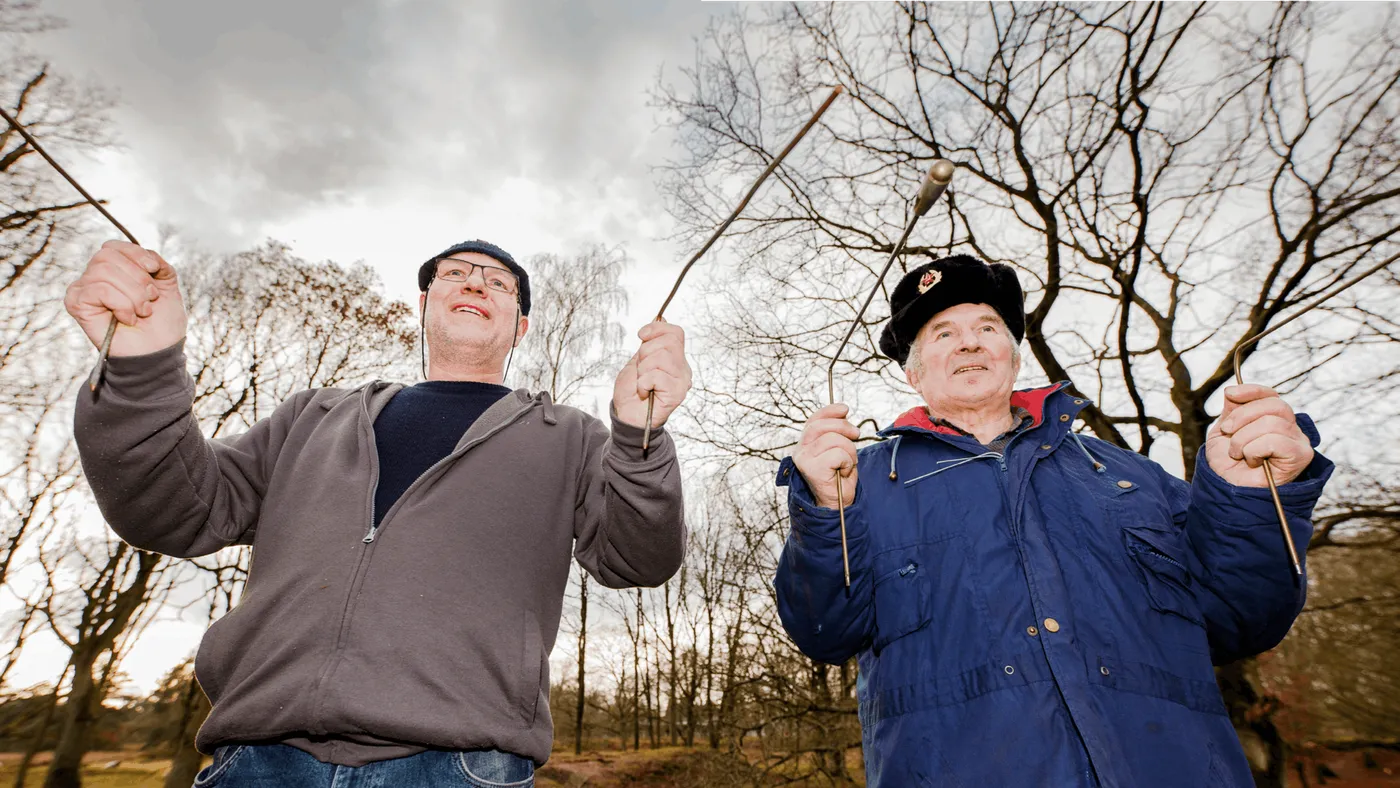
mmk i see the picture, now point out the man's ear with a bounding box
[418,292,427,320]
[514,315,530,347]
[905,362,919,391]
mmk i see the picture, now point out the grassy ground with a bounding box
[0,751,173,788]
[1,746,1396,786]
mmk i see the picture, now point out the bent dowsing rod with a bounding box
[1232,248,1400,578]
[0,104,139,392]
[640,85,844,455]
[826,159,956,587]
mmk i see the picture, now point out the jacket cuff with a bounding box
[1191,443,1334,529]
[777,456,865,543]
[608,404,674,461]
[83,340,193,405]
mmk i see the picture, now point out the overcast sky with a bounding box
[14,0,731,695]
[27,0,722,312]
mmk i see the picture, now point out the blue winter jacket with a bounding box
[774,384,1332,788]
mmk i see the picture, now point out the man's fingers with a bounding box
[74,281,142,326]
[1223,384,1278,404]
[635,369,684,401]
[811,403,850,421]
[1219,396,1293,435]
[1218,384,1283,424]
[638,320,684,344]
[813,438,857,475]
[801,417,860,444]
[636,347,689,378]
[1226,414,1300,460]
[1237,432,1302,469]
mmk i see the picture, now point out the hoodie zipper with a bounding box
[361,395,538,543]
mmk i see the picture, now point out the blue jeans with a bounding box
[192,743,535,788]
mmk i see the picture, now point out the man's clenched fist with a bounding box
[64,240,187,357]
[793,403,860,509]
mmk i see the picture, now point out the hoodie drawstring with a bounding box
[539,392,558,426]
[889,436,902,481]
[1069,430,1106,472]
[902,452,1003,487]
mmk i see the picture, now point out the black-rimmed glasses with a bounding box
[433,260,518,295]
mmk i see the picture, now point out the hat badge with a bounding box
[917,269,942,294]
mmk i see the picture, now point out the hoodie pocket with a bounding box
[1124,525,1204,627]
[517,625,544,726]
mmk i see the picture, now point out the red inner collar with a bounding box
[891,384,1062,434]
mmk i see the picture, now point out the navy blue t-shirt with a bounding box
[372,380,511,525]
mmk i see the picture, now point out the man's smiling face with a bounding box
[905,302,1020,412]
[420,252,527,372]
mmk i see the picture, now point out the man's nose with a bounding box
[457,269,488,293]
[955,330,984,353]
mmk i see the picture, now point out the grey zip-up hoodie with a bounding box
[74,342,686,766]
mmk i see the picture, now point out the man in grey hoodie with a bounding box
[65,238,691,787]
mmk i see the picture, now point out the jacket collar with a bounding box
[881,382,1079,438]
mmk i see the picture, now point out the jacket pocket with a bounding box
[1124,525,1204,627]
[871,546,932,655]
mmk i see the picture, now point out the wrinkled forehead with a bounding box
[917,302,1006,338]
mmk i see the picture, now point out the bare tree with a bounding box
[37,538,163,788]
[512,243,629,755]
[513,244,630,404]
[654,4,1400,784]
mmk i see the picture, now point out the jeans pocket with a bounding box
[456,749,535,788]
[192,745,246,787]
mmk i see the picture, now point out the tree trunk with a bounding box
[705,603,718,749]
[633,589,642,751]
[14,668,68,788]
[664,583,678,747]
[42,657,99,788]
[574,572,588,756]
[162,676,212,788]
[1218,658,1288,788]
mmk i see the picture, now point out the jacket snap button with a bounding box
[1059,414,1070,422]
[1043,618,1060,633]
[1026,626,1038,637]
[1073,399,1084,405]
[1040,444,1052,451]
[1004,665,1015,675]
[1116,480,1133,489]
[1100,666,1111,676]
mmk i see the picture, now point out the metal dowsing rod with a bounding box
[0,104,139,392]
[1231,249,1400,578]
[639,85,844,455]
[825,159,956,587]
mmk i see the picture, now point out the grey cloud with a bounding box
[26,0,716,250]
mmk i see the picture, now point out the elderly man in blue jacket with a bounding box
[774,254,1332,787]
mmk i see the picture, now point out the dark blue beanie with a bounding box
[419,240,531,315]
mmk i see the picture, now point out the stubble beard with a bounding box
[425,311,513,373]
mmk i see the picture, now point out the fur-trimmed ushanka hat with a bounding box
[877,254,1025,366]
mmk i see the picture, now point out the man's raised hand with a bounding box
[793,403,860,509]
[64,240,187,357]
